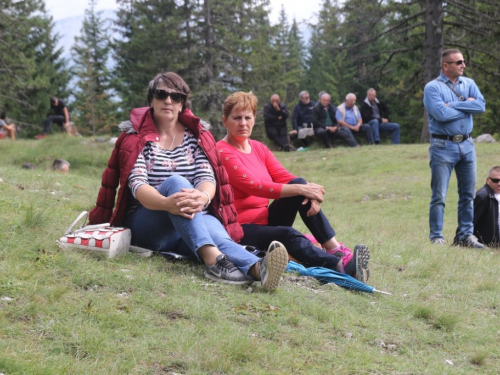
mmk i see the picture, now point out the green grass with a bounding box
[1,135,500,374]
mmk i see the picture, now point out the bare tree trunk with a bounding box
[420,0,444,142]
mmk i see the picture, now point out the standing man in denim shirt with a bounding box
[424,49,486,247]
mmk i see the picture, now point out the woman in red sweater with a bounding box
[217,92,370,282]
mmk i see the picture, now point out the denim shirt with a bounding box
[423,72,485,136]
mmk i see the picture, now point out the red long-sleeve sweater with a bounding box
[217,139,296,225]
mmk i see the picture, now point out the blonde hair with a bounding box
[223,91,258,119]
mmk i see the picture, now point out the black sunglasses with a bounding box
[153,90,185,103]
[488,177,500,183]
[444,60,466,66]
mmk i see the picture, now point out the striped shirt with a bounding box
[128,128,216,205]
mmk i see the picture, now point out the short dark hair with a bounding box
[0,111,5,120]
[147,72,190,108]
[50,97,57,106]
[441,49,462,63]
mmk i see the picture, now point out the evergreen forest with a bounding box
[1,0,500,142]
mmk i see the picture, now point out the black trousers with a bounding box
[315,127,358,148]
[240,178,341,270]
[265,126,289,149]
[43,115,65,134]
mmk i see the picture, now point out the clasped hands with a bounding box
[168,188,209,219]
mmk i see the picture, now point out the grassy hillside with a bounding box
[1,135,499,374]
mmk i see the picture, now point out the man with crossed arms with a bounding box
[424,48,486,248]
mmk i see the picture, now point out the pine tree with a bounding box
[72,0,117,135]
[113,0,192,112]
[302,0,344,104]
[0,0,69,136]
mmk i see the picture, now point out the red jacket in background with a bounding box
[88,107,244,242]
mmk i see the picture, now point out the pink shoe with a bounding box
[325,242,352,257]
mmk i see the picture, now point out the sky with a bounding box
[44,0,323,24]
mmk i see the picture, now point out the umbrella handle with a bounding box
[373,289,392,295]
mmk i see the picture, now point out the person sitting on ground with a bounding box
[454,166,500,247]
[263,94,294,151]
[217,91,370,282]
[312,92,358,148]
[35,97,71,139]
[88,72,288,289]
[360,88,400,145]
[336,93,375,145]
[0,111,16,140]
[291,91,316,148]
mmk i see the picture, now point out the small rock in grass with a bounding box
[445,359,454,365]
[344,332,353,339]
[1,297,13,301]
[22,163,34,169]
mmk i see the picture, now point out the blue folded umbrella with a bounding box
[286,261,391,295]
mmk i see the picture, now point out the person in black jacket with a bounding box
[454,166,500,247]
[360,88,400,144]
[312,93,358,148]
[263,94,293,151]
[291,91,315,147]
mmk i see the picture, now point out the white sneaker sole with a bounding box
[261,241,289,291]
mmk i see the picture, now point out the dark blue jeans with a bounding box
[240,178,342,270]
[429,138,476,241]
[124,175,259,278]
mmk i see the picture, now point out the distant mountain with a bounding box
[53,9,118,64]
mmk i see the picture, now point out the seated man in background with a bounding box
[263,94,294,151]
[0,111,16,139]
[360,88,400,144]
[336,93,374,145]
[312,93,358,148]
[291,91,315,148]
[35,97,71,139]
[455,166,500,247]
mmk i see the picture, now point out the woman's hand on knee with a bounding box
[302,183,325,202]
[306,199,322,217]
[171,188,205,214]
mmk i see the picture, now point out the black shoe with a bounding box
[204,255,252,285]
[258,241,288,291]
[343,245,370,282]
[455,235,486,249]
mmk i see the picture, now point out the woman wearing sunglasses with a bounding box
[217,91,370,282]
[89,72,288,289]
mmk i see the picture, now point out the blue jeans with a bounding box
[240,178,342,271]
[123,175,259,278]
[368,119,400,144]
[429,138,476,240]
[344,124,374,144]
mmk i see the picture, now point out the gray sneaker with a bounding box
[456,235,486,249]
[343,244,370,282]
[204,255,252,285]
[431,237,445,245]
[258,241,289,291]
